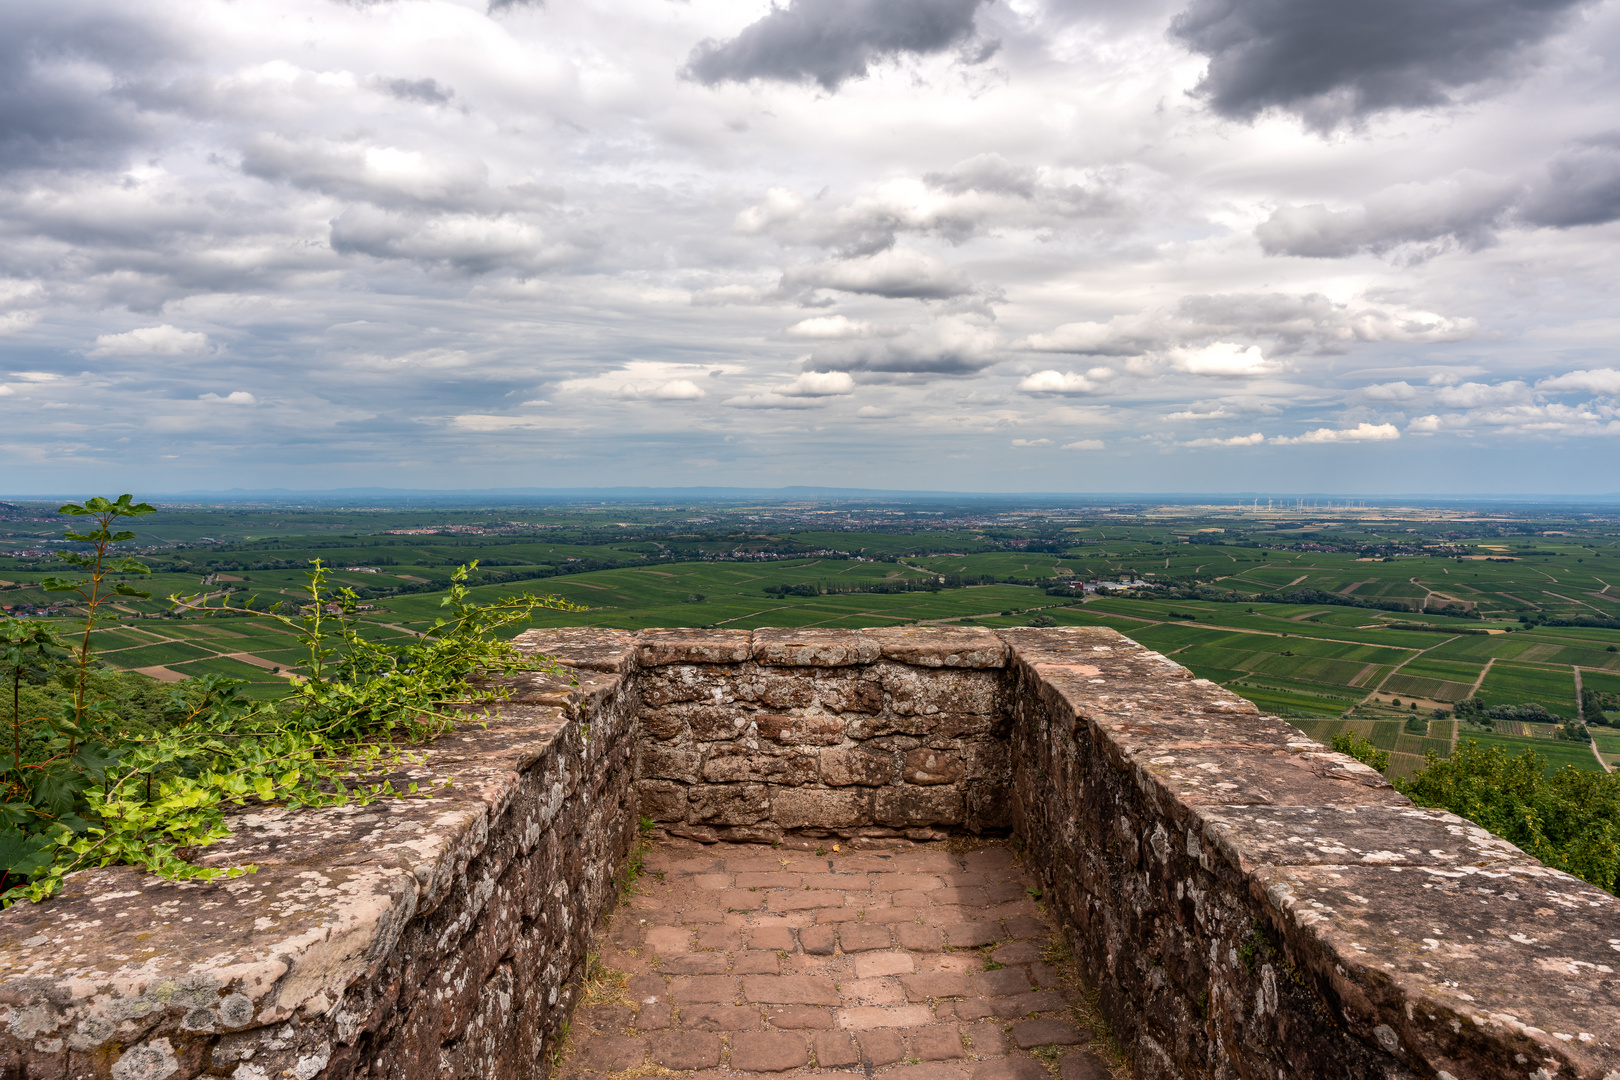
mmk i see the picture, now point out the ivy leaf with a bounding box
[0,829,58,882]
[72,744,124,782]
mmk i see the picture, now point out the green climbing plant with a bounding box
[0,495,581,904]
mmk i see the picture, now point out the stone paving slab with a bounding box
[561,841,1115,1080]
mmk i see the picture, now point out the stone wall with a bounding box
[0,656,641,1080]
[625,628,1015,846]
[2,625,1618,1080]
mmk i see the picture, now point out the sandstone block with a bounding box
[838,1005,935,1030]
[876,786,965,828]
[972,1059,1049,1080]
[670,976,739,1004]
[992,991,1069,1019]
[754,628,880,667]
[856,1029,906,1065]
[909,1025,968,1061]
[972,969,1031,998]
[1058,1052,1112,1080]
[941,922,1002,948]
[838,924,892,952]
[742,975,839,1006]
[903,748,964,786]
[801,926,836,955]
[639,710,686,740]
[767,1005,834,1029]
[813,1031,861,1067]
[965,782,1013,834]
[1009,1019,1083,1048]
[679,1004,760,1031]
[881,667,1003,718]
[750,926,796,951]
[820,746,896,786]
[687,784,769,826]
[647,1031,722,1070]
[637,629,753,666]
[702,745,817,786]
[732,951,781,975]
[576,1035,645,1072]
[683,705,754,741]
[863,627,1010,668]
[755,712,846,746]
[734,674,815,709]
[635,779,687,823]
[771,787,873,829]
[901,973,971,1001]
[814,675,885,714]
[730,1031,809,1072]
[637,745,700,783]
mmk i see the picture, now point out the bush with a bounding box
[1398,740,1620,893]
[1331,732,1389,773]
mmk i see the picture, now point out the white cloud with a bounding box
[735,187,808,234]
[1018,367,1114,395]
[1434,381,1530,408]
[1060,439,1105,450]
[1010,438,1052,447]
[0,385,13,397]
[1271,423,1401,444]
[786,316,873,339]
[1169,343,1279,378]
[723,393,823,410]
[199,391,255,405]
[1360,381,1419,401]
[1183,432,1265,447]
[779,371,855,397]
[856,406,897,419]
[88,325,208,357]
[1538,368,1620,395]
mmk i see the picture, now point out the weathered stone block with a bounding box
[685,704,754,741]
[819,746,896,787]
[814,675,884,714]
[875,785,965,827]
[701,745,818,786]
[639,709,686,740]
[636,779,688,822]
[638,629,754,666]
[734,674,815,709]
[880,665,1003,717]
[755,712,846,746]
[902,748,963,785]
[770,787,874,829]
[753,628,880,667]
[965,781,1012,833]
[637,745,700,783]
[687,783,770,825]
[863,626,1010,668]
[963,738,1009,782]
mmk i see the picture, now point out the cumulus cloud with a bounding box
[1410,403,1620,436]
[1025,293,1473,360]
[199,390,255,404]
[723,392,824,409]
[1538,368,1620,394]
[88,325,209,357]
[1271,422,1400,444]
[803,316,998,375]
[1171,0,1589,130]
[1520,139,1620,228]
[735,159,1122,256]
[779,370,856,396]
[1179,432,1265,447]
[1256,174,1517,258]
[1018,367,1114,395]
[1060,439,1104,450]
[781,249,974,300]
[1169,342,1278,378]
[786,315,873,339]
[1434,380,1531,408]
[1010,437,1052,447]
[684,0,989,90]
[1360,381,1420,401]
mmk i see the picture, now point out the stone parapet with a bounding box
[0,626,1614,1080]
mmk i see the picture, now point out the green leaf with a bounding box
[113,585,153,598]
[0,829,58,881]
[253,776,274,802]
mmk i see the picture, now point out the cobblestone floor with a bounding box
[560,841,1115,1080]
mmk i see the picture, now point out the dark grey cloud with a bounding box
[0,8,174,173]
[924,154,1038,198]
[684,0,989,91]
[1258,139,1620,258]
[1170,0,1589,129]
[381,77,454,105]
[1519,137,1620,227]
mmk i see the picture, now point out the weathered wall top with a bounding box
[0,626,1615,1080]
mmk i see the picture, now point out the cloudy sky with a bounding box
[3,0,1620,495]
